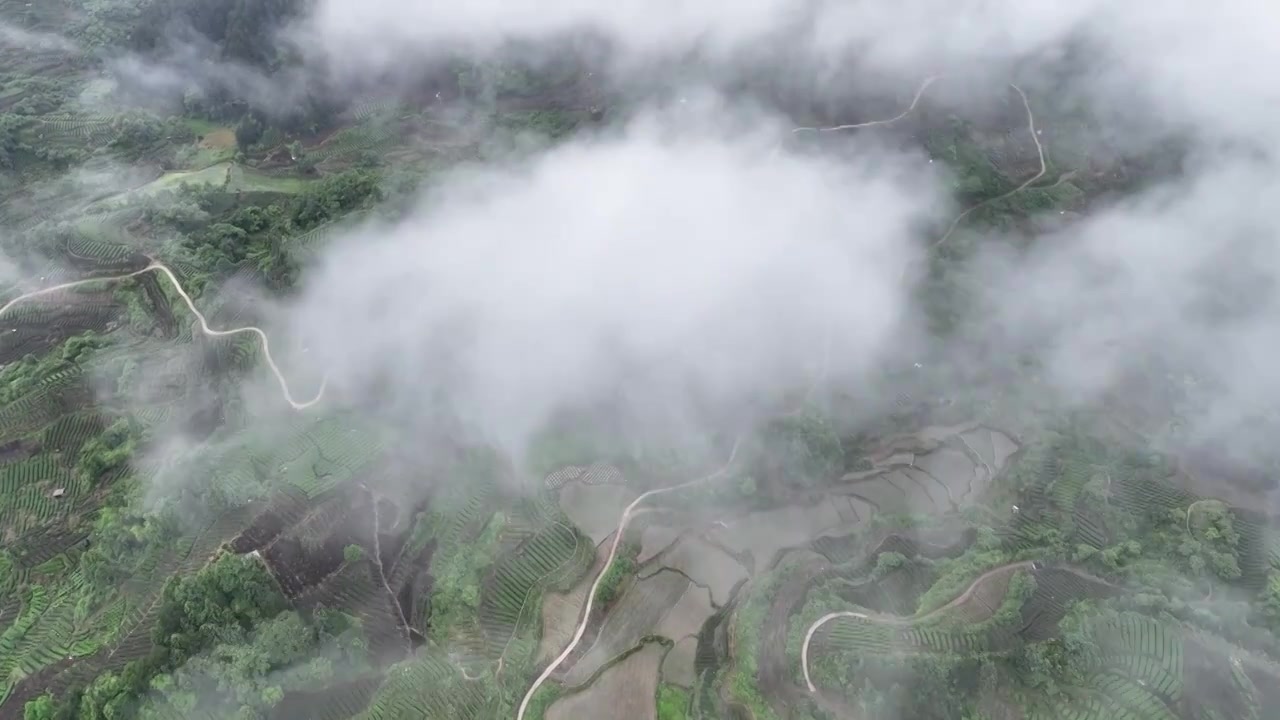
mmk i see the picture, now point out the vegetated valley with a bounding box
[1,2,1279,720]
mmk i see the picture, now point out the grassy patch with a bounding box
[656,683,690,720]
[427,511,507,644]
[198,128,236,150]
[725,569,786,720]
[594,543,639,605]
[523,683,562,720]
[914,545,1012,615]
[104,163,315,204]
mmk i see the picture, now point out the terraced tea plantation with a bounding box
[6,152,1280,720]
[2,3,1280,718]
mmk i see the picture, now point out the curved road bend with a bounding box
[932,84,1046,249]
[800,561,1034,692]
[515,437,743,720]
[0,261,326,410]
[791,76,941,135]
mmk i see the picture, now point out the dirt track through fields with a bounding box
[0,261,326,410]
[786,76,1048,253]
[516,437,742,720]
[517,78,1049,717]
[932,84,1046,249]
[791,76,940,135]
[800,560,1033,692]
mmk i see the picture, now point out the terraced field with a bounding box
[547,642,665,720]
[561,569,694,687]
[4,31,1280,720]
[650,535,746,606]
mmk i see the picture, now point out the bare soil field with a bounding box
[559,481,639,545]
[547,642,664,720]
[661,637,697,687]
[638,523,682,563]
[831,495,874,524]
[537,542,609,664]
[959,427,1015,470]
[562,569,690,687]
[917,447,983,502]
[841,474,911,515]
[653,583,714,641]
[883,468,944,513]
[708,499,849,572]
[198,128,236,149]
[653,535,747,606]
[933,565,1018,625]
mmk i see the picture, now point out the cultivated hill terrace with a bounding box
[1,3,1278,720]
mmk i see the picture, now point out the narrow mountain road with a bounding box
[933,84,1046,249]
[515,437,743,720]
[0,260,325,410]
[791,76,940,134]
[800,560,1033,692]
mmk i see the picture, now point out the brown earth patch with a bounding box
[547,642,663,720]
[562,569,689,687]
[537,541,609,664]
[661,637,697,687]
[652,535,746,606]
[199,128,236,149]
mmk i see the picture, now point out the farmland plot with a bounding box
[548,642,664,720]
[652,535,746,606]
[537,543,608,664]
[559,481,638,546]
[661,637,697,687]
[708,499,849,572]
[562,569,690,687]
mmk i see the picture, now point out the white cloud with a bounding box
[290,104,941,450]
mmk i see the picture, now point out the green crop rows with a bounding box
[476,496,594,658]
[311,124,399,162]
[355,651,489,720]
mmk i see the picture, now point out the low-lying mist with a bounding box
[287,103,943,457]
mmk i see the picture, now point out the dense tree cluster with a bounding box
[26,553,315,719]
[126,0,306,68]
[752,412,845,491]
[77,418,140,484]
[0,332,105,405]
[180,168,381,287]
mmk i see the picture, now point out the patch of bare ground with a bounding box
[198,128,236,149]
[654,583,714,641]
[830,495,873,524]
[841,474,911,515]
[561,569,690,687]
[935,565,1019,625]
[637,523,682,564]
[559,481,639,546]
[915,447,980,503]
[991,430,1018,468]
[652,535,747,606]
[708,499,849,573]
[662,637,697,687]
[0,438,40,463]
[538,540,609,665]
[882,468,943,513]
[547,642,663,720]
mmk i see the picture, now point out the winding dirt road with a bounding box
[0,261,325,410]
[933,84,1046,249]
[799,560,1033,692]
[515,437,743,720]
[791,76,940,135]
[789,77,1049,252]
